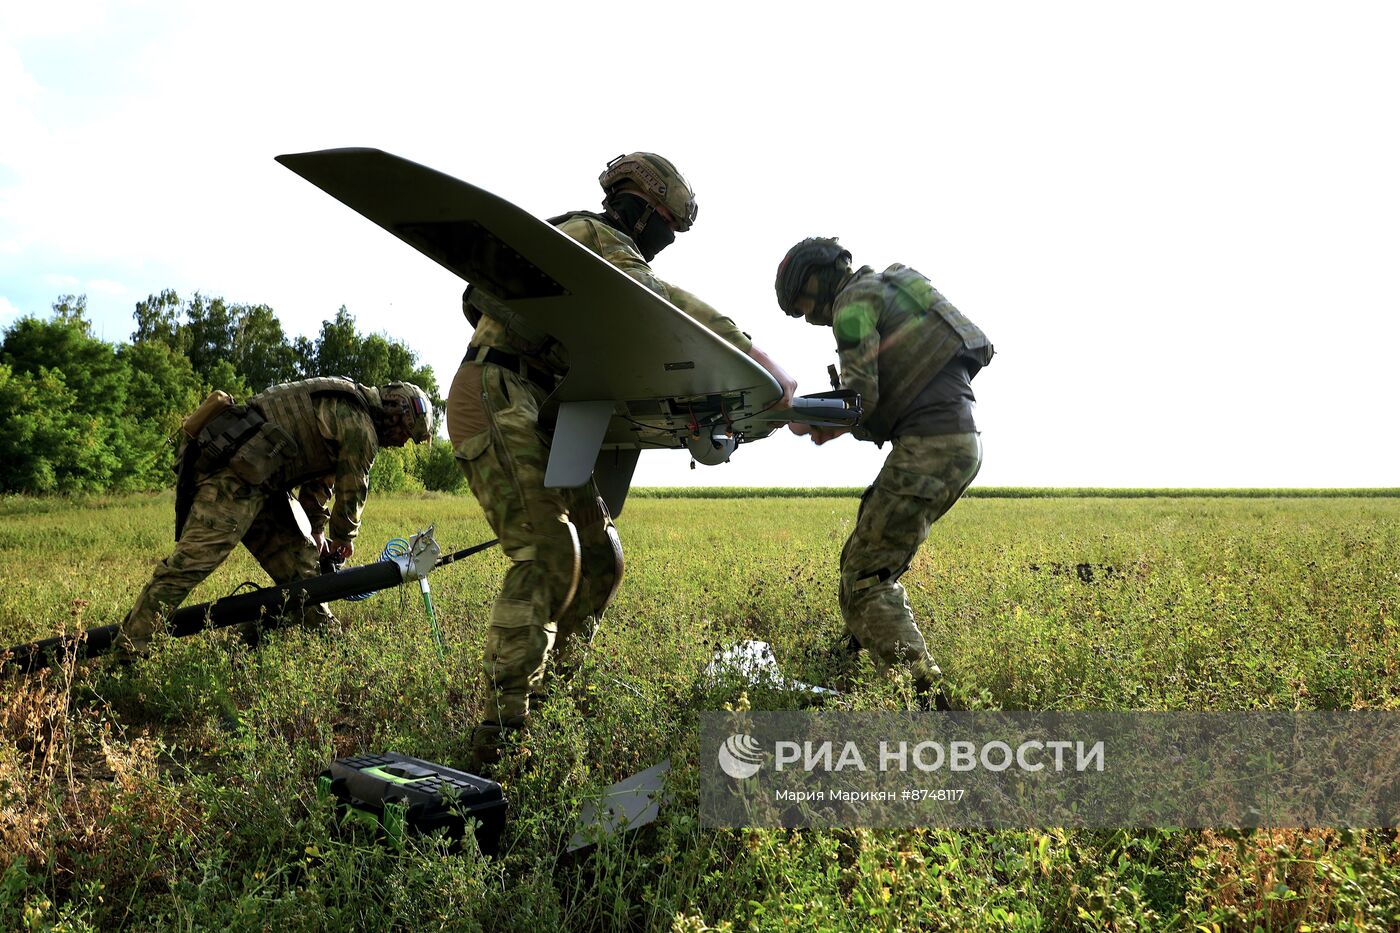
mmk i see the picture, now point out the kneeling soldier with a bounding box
[119,377,433,655]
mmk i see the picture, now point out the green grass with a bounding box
[2,491,1399,930]
[632,487,1400,499]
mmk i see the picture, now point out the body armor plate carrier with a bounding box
[247,377,372,488]
[846,264,994,445]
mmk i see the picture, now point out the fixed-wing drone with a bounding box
[4,150,860,675]
[276,148,858,515]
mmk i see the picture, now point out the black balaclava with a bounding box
[604,191,675,261]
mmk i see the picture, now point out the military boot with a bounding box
[113,605,159,662]
[305,604,342,634]
[237,604,341,648]
[112,630,152,664]
[911,660,954,712]
[467,715,527,776]
[234,619,265,649]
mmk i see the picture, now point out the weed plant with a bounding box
[1,492,1398,930]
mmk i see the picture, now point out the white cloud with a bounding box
[40,272,80,290]
[0,46,46,183]
[2,1,1398,485]
[85,278,127,298]
[0,2,110,39]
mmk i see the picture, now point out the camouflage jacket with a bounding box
[301,395,377,545]
[467,212,752,371]
[296,477,335,538]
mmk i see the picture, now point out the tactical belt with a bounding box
[464,346,558,393]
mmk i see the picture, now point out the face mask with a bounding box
[605,192,675,261]
[806,301,834,327]
[633,210,675,261]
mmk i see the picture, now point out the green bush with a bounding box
[368,445,425,493]
[0,296,443,496]
[420,438,468,494]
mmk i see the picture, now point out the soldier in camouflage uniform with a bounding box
[451,153,797,768]
[775,238,993,702]
[119,378,433,655]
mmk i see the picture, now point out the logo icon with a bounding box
[718,733,764,779]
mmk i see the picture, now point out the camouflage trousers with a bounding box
[121,471,334,652]
[449,358,622,724]
[839,432,982,678]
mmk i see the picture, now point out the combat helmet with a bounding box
[377,381,434,443]
[599,152,698,232]
[775,237,853,320]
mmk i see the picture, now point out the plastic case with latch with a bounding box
[317,752,507,855]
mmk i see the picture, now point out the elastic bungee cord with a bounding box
[346,537,411,601]
[341,536,445,659]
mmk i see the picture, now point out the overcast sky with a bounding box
[2,2,1396,487]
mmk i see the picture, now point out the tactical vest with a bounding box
[464,285,556,353]
[249,377,370,486]
[846,265,994,445]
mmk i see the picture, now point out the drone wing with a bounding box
[277,147,780,500]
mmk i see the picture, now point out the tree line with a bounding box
[0,293,465,495]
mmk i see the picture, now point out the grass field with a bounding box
[2,490,1399,930]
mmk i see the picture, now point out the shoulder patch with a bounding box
[833,300,877,350]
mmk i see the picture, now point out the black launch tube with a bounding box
[434,538,498,568]
[4,559,406,674]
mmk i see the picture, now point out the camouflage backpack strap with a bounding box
[463,278,556,353]
[462,286,483,327]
